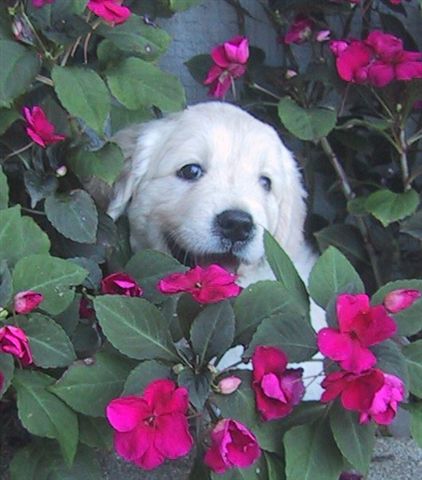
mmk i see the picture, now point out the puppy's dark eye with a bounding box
[176,163,204,181]
[259,175,272,192]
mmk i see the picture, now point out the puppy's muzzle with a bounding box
[215,209,255,244]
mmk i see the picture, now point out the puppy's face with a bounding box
[111,103,305,274]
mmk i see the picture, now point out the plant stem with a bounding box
[249,82,281,100]
[35,74,54,87]
[2,142,33,163]
[399,129,411,191]
[320,137,383,288]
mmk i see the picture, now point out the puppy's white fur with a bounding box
[108,102,324,397]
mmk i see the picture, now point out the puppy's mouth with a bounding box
[165,234,241,273]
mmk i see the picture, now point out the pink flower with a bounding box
[101,272,142,297]
[106,379,193,470]
[252,346,304,421]
[333,40,373,84]
[317,294,397,373]
[204,419,260,473]
[157,264,241,304]
[390,0,401,4]
[284,15,314,45]
[383,289,421,313]
[14,291,44,314]
[31,0,54,7]
[87,0,131,25]
[321,368,385,412]
[218,376,242,395]
[23,106,66,148]
[0,326,32,366]
[204,36,249,98]
[359,373,404,425]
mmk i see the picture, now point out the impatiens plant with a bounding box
[0,1,421,480]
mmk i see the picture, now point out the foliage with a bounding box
[0,1,421,480]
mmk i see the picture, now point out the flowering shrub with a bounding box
[0,1,421,480]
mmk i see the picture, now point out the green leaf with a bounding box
[245,305,317,362]
[284,420,343,480]
[49,351,133,417]
[94,295,178,361]
[13,370,78,466]
[308,246,364,309]
[178,367,211,410]
[169,0,204,11]
[0,107,19,135]
[365,188,419,227]
[0,40,40,107]
[97,15,171,61]
[372,280,422,336]
[125,249,187,302]
[210,456,268,480]
[372,340,409,391]
[401,210,422,240]
[0,167,9,209]
[45,190,98,244]
[407,403,422,449]
[107,57,186,112]
[234,281,306,346]
[123,360,172,395]
[52,66,110,134]
[12,254,88,315]
[0,352,14,398]
[79,415,113,450]
[185,54,213,84]
[16,313,76,368]
[265,452,286,480]
[69,143,124,186]
[329,403,376,473]
[0,260,12,306]
[0,206,50,267]
[191,301,235,366]
[109,103,153,134]
[278,97,337,141]
[10,442,47,480]
[315,224,367,264]
[264,231,309,317]
[403,340,422,397]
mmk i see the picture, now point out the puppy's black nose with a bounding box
[216,209,254,243]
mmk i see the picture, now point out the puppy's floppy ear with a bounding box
[273,142,307,259]
[107,116,176,220]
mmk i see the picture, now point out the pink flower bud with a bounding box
[55,165,67,177]
[316,30,331,42]
[285,69,298,79]
[101,272,142,297]
[0,325,33,365]
[14,291,44,314]
[383,289,421,313]
[218,376,242,394]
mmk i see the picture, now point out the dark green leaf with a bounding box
[109,102,154,134]
[45,190,98,244]
[106,57,186,112]
[94,295,178,361]
[0,40,40,107]
[308,247,364,309]
[278,97,337,141]
[178,367,211,410]
[16,313,75,368]
[402,340,422,397]
[191,301,235,366]
[284,420,343,480]
[315,224,367,264]
[169,0,204,11]
[0,260,12,307]
[407,403,422,449]
[52,66,110,134]
[265,452,286,480]
[372,340,409,392]
[69,257,102,290]
[13,254,88,315]
[0,167,8,209]
[49,351,133,417]
[0,352,14,398]
[329,402,376,473]
[13,370,78,466]
[123,360,172,395]
[0,108,18,135]
[365,189,419,227]
[185,54,213,84]
[24,170,58,208]
[79,416,113,450]
[401,210,422,240]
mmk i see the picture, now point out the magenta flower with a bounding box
[359,373,404,425]
[204,36,249,98]
[218,376,242,395]
[383,289,421,313]
[204,419,260,474]
[321,368,385,412]
[283,15,314,45]
[31,0,54,7]
[106,379,193,470]
[101,272,142,297]
[23,106,66,148]
[0,326,32,366]
[14,290,44,314]
[157,264,241,304]
[317,294,397,373]
[87,0,131,25]
[251,346,304,421]
[332,40,373,84]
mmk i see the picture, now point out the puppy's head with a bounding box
[108,102,306,273]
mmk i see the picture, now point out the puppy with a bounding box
[108,102,324,396]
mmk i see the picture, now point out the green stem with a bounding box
[249,82,281,100]
[1,142,33,163]
[35,74,54,87]
[399,129,411,191]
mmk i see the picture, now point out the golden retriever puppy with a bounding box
[108,101,317,288]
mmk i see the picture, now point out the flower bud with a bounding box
[56,165,67,177]
[383,289,421,313]
[316,30,331,42]
[14,291,44,314]
[285,69,298,79]
[218,376,242,394]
